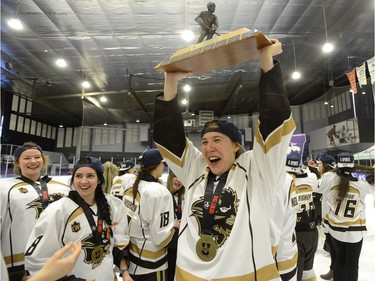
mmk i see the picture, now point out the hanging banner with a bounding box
[367,56,375,84]
[287,134,308,164]
[346,69,357,94]
[355,63,367,88]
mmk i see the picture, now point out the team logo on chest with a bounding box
[192,186,239,261]
[18,187,28,193]
[71,221,81,232]
[26,192,66,219]
[81,232,111,269]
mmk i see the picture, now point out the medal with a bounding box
[92,245,104,264]
[196,234,217,262]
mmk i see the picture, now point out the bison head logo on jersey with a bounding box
[26,192,66,219]
[192,186,239,247]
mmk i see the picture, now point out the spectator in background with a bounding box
[0,142,70,281]
[111,160,137,200]
[316,154,337,280]
[317,152,374,281]
[123,149,176,280]
[103,161,120,194]
[289,155,319,281]
[165,172,185,281]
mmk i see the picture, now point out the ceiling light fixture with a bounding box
[291,40,301,80]
[81,73,91,88]
[55,58,67,67]
[56,46,67,67]
[8,2,23,30]
[100,96,107,102]
[181,98,188,105]
[322,4,334,53]
[183,84,191,92]
[182,0,194,42]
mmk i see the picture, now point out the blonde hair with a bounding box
[103,161,119,194]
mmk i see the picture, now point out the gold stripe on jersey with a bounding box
[66,207,84,224]
[129,243,167,260]
[157,270,167,281]
[156,228,175,248]
[272,245,278,256]
[255,116,295,154]
[276,251,298,271]
[176,262,280,281]
[324,215,366,227]
[156,138,189,168]
[296,184,313,193]
[3,252,24,265]
[48,180,69,187]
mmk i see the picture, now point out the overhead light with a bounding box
[103,123,108,126]
[322,42,334,53]
[59,124,64,128]
[291,41,301,80]
[322,4,334,53]
[136,119,140,123]
[8,18,23,30]
[183,84,191,92]
[82,80,91,88]
[8,3,23,30]
[330,104,334,108]
[361,91,366,95]
[181,98,188,105]
[292,71,301,80]
[181,30,194,42]
[100,96,107,102]
[324,101,329,105]
[55,58,67,67]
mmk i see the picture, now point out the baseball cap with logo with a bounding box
[119,160,135,171]
[285,154,301,174]
[140,149,165,169]
[337,152,354,168]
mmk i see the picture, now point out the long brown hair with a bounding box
[336,164,374,201]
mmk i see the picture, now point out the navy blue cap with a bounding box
[319,154,336,169]
[14,144,43,159]
[140,149,165,169]
[337,152,354,168]
[201,120,243,144]
[120,160,135,171]
[72,157,104,175]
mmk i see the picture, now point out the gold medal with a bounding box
[196,234,217,262]
[92,245,104,264]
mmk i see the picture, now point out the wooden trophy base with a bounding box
[154,28,272,75]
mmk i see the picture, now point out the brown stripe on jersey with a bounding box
[276,251,298,271]
[129,243,167,260]
[175,261,280,280]
[156,227,175,248]
[255,116,295,154]
[3,252,24,265]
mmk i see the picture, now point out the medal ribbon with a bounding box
[172,191,182,220]
[202,171,228,235]
[68,191,103,245]
[18,176,50,209]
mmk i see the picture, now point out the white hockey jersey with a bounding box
[123,180,175,275]
[0,177,70,272]
[270,173,298,279]
[111,173,136,199]
[318,172,374,243]
[153,62,295,280]
[24,194,129,280]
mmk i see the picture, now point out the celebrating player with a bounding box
[153,39,295,280]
